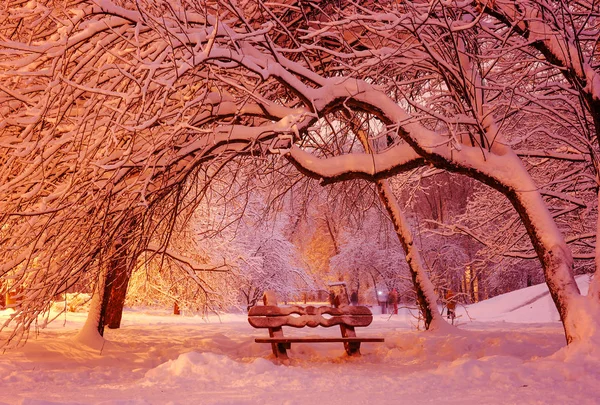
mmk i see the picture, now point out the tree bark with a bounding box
[104,253,132,329]
[98,239,133,334]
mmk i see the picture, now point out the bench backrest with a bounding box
[248,305,374,329]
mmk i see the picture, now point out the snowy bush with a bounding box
[50,293,92,313]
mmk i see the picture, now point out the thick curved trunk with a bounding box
[505,184,581,343]
[348,81,585,343]
[487,2,600,322]
[102,249,132,330]
[288,140,585,341]
[98,234,135,334]
[402,140,583,343]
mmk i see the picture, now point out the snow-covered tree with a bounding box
[0,0,598,346]
[193,179,316,310]
[330,209,411,300]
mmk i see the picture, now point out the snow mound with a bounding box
[463,275,591,323]
[143,352,277,386]
[0,363,17,379]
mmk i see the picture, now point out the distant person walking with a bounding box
[446,290,457,323]
[329,290,336,307]
[350,290,359,306]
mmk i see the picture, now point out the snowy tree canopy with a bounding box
[0,0,599,345]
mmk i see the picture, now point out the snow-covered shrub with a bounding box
[50,293,92,313]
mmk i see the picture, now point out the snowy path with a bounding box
[1,277,599,405]
[0,312,598,405]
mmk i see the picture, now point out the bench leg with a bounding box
[268,327,289,360]
[340,325,361,356]
[274,342,291,359]
[345,341,361,356]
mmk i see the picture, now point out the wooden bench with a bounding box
[248,293,384,361]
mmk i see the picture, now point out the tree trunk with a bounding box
[418,150,583,343]
[376,180,443,329]
[98,239,133,334]
[500,184,580,343]
[104,254,132,329]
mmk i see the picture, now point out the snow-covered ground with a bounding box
[1,276,599,405]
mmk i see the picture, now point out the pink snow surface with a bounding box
[1,276,599,405]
